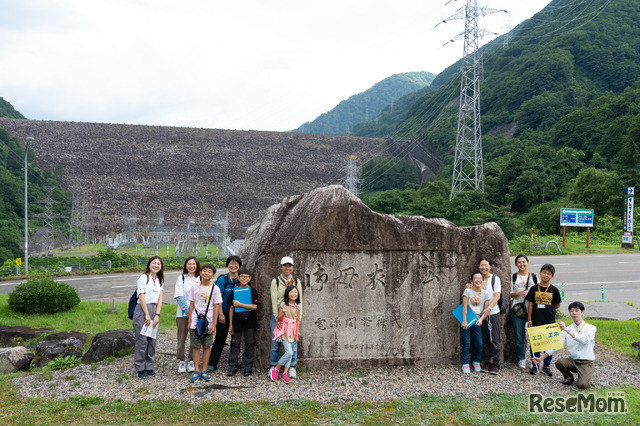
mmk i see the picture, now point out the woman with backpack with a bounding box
[510,254,538,369]
[133,256,164,379]
[477,257,502,375]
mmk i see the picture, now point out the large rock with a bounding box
[0,347,34,373]
[34,337,83,367]
[240,185,511,369]
[43,331,88,348]
[82,329,135,363]
[0,326,55,346]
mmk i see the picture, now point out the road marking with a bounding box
[562,280,639,285]
[111,285,137,288]
[618,261,640,264]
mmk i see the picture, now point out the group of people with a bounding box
[131,252,597,389]
[459,255,597,389]
[131,255,303,383]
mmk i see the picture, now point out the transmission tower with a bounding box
[441,0,506,200]
[342,155,362,197]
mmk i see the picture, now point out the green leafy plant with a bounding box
[48,355,82,370]
[8,277,80,314]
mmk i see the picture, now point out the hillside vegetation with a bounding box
[291,72,435,135]
[0,126,70,264]
[355,0,640,242]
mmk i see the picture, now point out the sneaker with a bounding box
[187,360,195,372]
[542,366,552,377]
[190,372,201,383]
[473,362,481,372]
[201,372,211,382]
[270,367,279,382]
[282,372,291,383]
[137,370,147,379]
[530,365,538,375]
[178,361,186,373]
[206,365,215,373]
[244,370,252,377]
[288,366,296,378]
[518,359,526,369]
[227,368,237,377]
[146,369,156,377]
[462,364,471,374]
[562,375,575,386]
[480,361,491,373]
[489,365,499,375]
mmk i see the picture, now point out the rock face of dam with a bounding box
[0,118,385,236]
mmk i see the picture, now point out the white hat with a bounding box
[280,256,294,265]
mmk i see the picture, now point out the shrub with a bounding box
[8,277,81,314]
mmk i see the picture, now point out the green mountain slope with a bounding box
[0,97,25,119]
[357,0,640,238]
[291,71,435,135]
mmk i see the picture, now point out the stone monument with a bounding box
[240,185,511,369]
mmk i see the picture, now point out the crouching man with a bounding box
[532,301,596,389]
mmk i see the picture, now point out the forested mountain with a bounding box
[355,0,640,239]
[0,125,70,264]
[290,71,435,135]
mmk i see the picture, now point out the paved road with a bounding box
[523,253,640,306]
[0,269,228,305]
[2,253,639,308]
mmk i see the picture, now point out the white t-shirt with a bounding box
[463,287,493,316]
[188,283,222,329]
[136,274,162,304]
[174,274,200,318]
[510,272,537,307]
[483,274,502,316]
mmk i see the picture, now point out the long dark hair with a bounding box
[283,285,301,304]
[182,256,201,277]
[145,255,164,285]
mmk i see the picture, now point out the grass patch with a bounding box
[0,294,177,352]
[1,298,638,424]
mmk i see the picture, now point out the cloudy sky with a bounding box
[0,0,552,132]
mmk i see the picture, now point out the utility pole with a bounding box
[343,155,362,197]
[440,0,505,200]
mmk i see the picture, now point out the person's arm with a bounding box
[211,303,219,331]
[153,288,162,327]
[270,279,278,317]
[477,299,489,326]
[228,306,234,335]
[276,305,285,327]
[215,277,226,324]
[531,351,550,365]
[187,300,194,329]
[461,294,468,329]
[175,276,190,315]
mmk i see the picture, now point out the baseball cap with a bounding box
[280,256,294,265]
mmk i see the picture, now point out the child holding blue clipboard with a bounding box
[227,268,259,377]
[458,272,491,374]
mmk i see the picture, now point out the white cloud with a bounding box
[0,0,552,131]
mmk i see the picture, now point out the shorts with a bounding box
[190,329,213,347]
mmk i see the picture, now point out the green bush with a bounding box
[48,355,83,370]
[8,277,81,314]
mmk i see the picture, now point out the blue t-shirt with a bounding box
[216,274,239,314]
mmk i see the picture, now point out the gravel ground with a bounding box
[12,331,640,405]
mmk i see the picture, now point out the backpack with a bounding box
[488,275,507,315]
[128,274,149,320]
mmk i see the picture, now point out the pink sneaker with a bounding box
[282,372,291,383]
[270,367,279,382]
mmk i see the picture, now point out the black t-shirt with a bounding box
[525,283,562,325]
[226,286,259,331]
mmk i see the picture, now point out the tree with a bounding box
[566,168,623,217]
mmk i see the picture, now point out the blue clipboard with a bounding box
[232,287,252,312]
[452,304,478,327]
